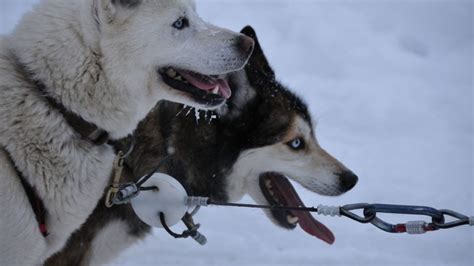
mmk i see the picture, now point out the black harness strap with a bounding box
[3,149,49,237]
[34,81,110,146]
[18,171,49,237]
[11,49,111,146]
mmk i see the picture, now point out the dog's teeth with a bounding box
[212,86,219,94]
[287,215,299,224]
[166,69,177,77]
[175,75,183,81]
[269,189,274,196]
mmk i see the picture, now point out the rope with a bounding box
[159,212,189,238]
[136,155,172,188]
[206,200,318,212]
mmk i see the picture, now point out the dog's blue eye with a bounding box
[288,138,305,150]
[173,17,188,30]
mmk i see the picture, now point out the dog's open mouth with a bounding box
[259,172,335,244]
[160,67,231,107]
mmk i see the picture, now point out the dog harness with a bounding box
[7,55,114,238]
[34,80,110,146]
[4,153,50,237]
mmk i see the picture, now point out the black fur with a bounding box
[45,26,311,265]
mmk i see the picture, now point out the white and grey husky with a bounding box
[0,0,253,264]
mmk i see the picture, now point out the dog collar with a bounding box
[34,80,110,146]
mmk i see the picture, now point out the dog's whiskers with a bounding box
[176,105,188,117]
[185,107,193,117]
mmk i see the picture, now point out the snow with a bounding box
[1,0,472,265]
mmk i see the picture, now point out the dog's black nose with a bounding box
[237,35,255,54]
[339,171,358,191]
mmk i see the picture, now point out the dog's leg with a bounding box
[0,149,47,265]
[83,220,142,265]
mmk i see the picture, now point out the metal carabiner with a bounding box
[363,204,444,233]
[434,209,471,229]
[340,203,375,223]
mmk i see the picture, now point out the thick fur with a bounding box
[0,0,252,264]
[46,26,357,266]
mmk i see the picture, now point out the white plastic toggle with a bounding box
[405,221,426,234]
[317,205,341,217]
[131,173,189,228]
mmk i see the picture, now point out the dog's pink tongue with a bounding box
[217,79,231,99]
[270,174,335,245]
[177,70,231,99]
[293,204,335,245]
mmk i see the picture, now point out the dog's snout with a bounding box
[237,35,255,54]
[339,171,358,191]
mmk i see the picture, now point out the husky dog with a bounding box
[45,26,357,266]
[0,0,253,264]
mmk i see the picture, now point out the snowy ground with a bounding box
[1,0,472,265]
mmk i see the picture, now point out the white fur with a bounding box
[226,117,352,226]
[0,150,48,265]
[84,220,141,266]
[0,0,250,264]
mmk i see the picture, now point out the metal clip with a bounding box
[434,209,472,229]
[159,212,208,246]
[183,213,207,245]
[112,183,140,205]
[105,151,126,208]
[363,204,444,233]
[340,203,374,223]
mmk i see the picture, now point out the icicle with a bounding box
[194,108,201,124]
[209,114,218,124]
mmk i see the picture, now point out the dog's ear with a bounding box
[98,0,141,24]
[240,26,275,79]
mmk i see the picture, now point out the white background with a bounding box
[1,0,472,265]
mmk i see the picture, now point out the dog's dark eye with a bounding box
[173,17,189,30]
[287,138,305,151]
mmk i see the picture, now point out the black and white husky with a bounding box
[0,0,253,264]
[46,26,357,266]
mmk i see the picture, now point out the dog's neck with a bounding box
[7,0,147,139]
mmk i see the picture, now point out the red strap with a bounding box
[18,175,49,237]
[39,224,49,236]
[35,193,49,237]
